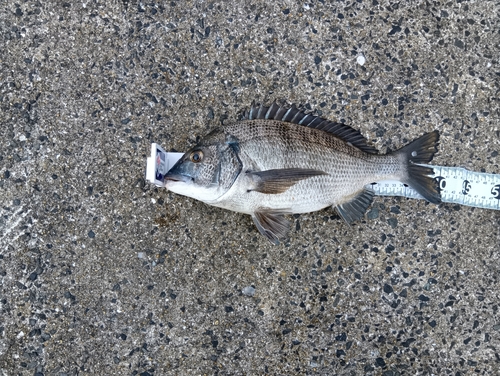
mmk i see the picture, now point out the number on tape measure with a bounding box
[492,185,500,199]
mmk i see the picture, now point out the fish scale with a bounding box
[212,121,403,215]
[164,103,440,244]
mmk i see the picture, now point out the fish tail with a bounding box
[396,130,441,204]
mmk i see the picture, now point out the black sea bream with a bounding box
[164,103,440,244]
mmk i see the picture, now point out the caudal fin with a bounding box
[397,130,441,204]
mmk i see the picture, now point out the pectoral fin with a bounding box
[335,188,375,224]
[252,210,291,245]
[248,168,327,194]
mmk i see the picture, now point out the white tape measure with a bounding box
[371,165,500,210]
[146,144,500,211]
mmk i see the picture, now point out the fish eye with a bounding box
[189,150,203,163]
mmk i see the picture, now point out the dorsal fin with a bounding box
[244,102,377,154]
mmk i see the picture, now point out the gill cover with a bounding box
[165,128,242,202]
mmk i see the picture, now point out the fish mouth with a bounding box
[164,173,190,183]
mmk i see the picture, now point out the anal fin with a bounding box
[252,210,291,245]
[335,188,375,224]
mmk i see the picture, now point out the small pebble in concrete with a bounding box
[242,286,256,296]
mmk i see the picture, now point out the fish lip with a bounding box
[164,173,190,183]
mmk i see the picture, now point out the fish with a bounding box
[164,102,440,244]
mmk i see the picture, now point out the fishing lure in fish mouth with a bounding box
[164,102,440,244]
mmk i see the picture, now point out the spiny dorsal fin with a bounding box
[245,102,378,154]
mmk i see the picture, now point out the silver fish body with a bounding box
[165,103,440,244]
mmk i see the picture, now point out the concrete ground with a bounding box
[1,1,499,375]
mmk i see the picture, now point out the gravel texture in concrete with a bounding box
[1,1,499,375]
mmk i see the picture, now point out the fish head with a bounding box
[164,128,242,203]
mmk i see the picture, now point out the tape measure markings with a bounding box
[372,165,500,210]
